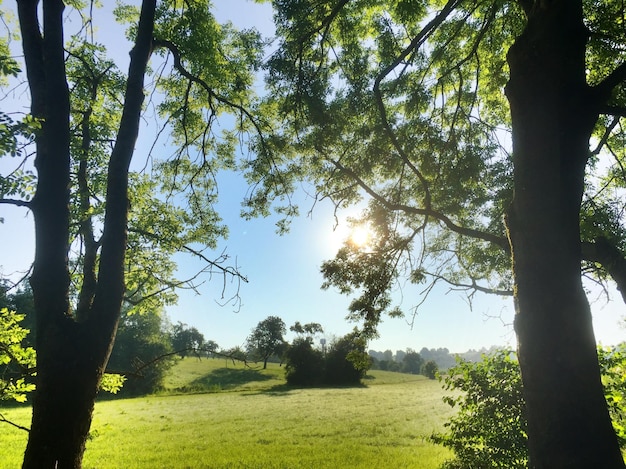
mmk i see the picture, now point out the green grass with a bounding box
[0,359,455,468]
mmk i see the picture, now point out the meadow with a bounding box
[1,359,455,468]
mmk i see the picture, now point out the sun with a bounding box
[349,225,372,248]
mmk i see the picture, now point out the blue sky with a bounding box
[0,0,623,354]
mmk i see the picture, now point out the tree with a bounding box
[106,308,176,396]
[402,350,424,375]
[247,315,287,369]
[284,337,325,386]
[249,1,626,466]
[290,321,324,338]
[170,322,205,358]
[421,360,439,380]
[1,2,265,467]
[324,331,370,385]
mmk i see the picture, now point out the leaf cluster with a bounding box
[432,346,626,468]
[0,308,35,403]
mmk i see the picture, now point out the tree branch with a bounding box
[581,237,626,303]
[331,159,510,251]
[592,61,626,104]
[152,38,267,143]
[0,412,30,433]
[0,198,31,208]
[128,227,248,283]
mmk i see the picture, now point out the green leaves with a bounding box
[598,344,626,448]
[0,308,36,403]
[433,347,626,468]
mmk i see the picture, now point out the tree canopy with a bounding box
[246,0,626,327]
[248,0,626,467]
[247,315,287,368]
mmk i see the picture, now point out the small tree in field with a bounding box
[247,316,287,369]
[422,360,439,380]
[170,322,205,358]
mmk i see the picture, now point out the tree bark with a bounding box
[505,1,624,467]
[17,1,157,467]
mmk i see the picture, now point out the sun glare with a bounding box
[350,225,372,248]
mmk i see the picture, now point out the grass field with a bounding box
[1,359,455,468]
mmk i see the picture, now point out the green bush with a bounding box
[284,338,324,386]
[432,346,626,469]
[284,331,370,386]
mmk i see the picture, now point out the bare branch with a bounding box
[0,412,30,433]
[581,237,626,304]
[428,272,513,296]
[0,198,31,208]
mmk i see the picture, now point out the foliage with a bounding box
[598,344,626,448]
[0,308,35,403]
[432,347,626,469]
[422,360,439,380]
[98,374,126,395]
[284,330,370,386]
[432,350,527,469]
[170,322,206,358]
[247,315,287,368]
[106,308,176,396]
[402,350,424,374]
[284,337,325,386]
[324,331,370,385]
[290,321,324,338]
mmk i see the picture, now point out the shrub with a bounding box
[284,338,324,386]
[421,360,439,379]
[432,346,626,469]
[284,331,370,386]
[432,350,527,469]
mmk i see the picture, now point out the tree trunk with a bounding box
[505,2,624,467]
[22,321,116,469]
[17,1,157,467]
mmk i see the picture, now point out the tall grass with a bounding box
[0,359,454,468]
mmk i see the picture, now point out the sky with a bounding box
[0,0,624,354]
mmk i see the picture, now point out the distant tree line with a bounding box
[368,346,504,378]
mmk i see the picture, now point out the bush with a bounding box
[421,360,439,379]
[284,338,324,386]
[284,331,370,386]
[432,346,626,469]
[324,332,369,385]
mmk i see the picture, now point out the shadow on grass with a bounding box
[186,367,273,392]
[254,381,368,397]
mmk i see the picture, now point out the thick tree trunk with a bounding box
[22,321,116,469]
[505,2,624,467]
[17,1,157,467]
